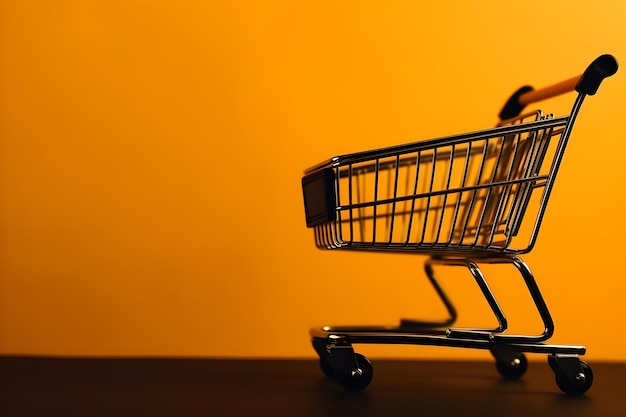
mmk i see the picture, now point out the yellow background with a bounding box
[1,0,625,360]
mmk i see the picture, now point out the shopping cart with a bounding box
[301,54,618,395]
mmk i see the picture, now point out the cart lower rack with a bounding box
[301,55,618,395]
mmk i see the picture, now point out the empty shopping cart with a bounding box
[301,54,618,395]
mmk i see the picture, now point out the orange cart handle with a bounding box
[499,54,618,120]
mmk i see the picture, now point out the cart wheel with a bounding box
[334,353,373,392]
[494,352,528,380]
[554,360,593,395]
[319,357,335,378]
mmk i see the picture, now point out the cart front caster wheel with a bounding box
[494,352,528,380]
[319,357,335,379]
[554,360,593,395]
[334,353,373,392]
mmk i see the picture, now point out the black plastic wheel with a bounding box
[495,352,528,380]
[319,357,335,378]
[334,353,373,392]
[555,360,593,395]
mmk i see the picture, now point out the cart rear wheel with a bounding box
[334,353,373,392]
[495,352,528,380]
[554,360,593,395]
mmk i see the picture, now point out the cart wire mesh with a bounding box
[303,110,568,255]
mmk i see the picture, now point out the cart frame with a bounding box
[301,55,618,395]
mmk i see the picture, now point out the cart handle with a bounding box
[499,54,618,120]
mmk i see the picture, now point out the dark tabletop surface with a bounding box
[1,356,625,417]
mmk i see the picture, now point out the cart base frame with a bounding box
[310,255,592,395]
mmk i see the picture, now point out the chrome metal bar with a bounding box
[337,175,549,212]
[419,149,436,244]
[310,329,586,356]
[490,256,555,343]
[387,155,401,244]
[323,117,568,168]
[371,159,380,244]
[399,259,458,329]
[458,139,491,246]
[403,151,421,245]
[431,144,455,245]
[524,93,586,253]
[428,257,508,336]
[444,141,473,246]
[347,164,354,243]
